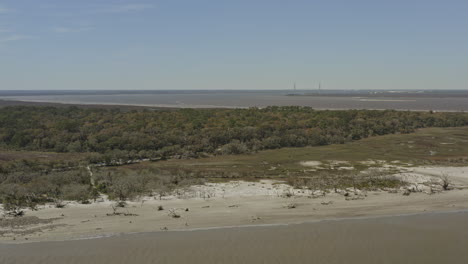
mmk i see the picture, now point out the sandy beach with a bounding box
[1,166,468,244]
[2,165,468,263]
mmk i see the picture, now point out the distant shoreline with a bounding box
[2,89,468,97]
[0,98,465,112]
[0,99,183,111]
[0,98,246,110]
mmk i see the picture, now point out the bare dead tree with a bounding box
[440,173,451,191]
[168,208,181,218]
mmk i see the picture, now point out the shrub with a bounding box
[219,140,249,155]
[61,184,91,203]
[0,184,31,216]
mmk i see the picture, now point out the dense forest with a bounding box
[1,106,468,163]
[1,105,468,213]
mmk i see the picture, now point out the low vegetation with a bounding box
[0,168,93,215]
[92,167,204,201]
[139,126,468,180]
[285,171,403,193]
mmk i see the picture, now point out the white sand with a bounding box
[397,166,468,186]
[299,161,322,167]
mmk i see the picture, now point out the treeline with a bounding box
[1,106,468,163]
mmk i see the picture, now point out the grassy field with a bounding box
[116,126,468,180]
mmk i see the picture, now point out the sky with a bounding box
[0,0,467,90]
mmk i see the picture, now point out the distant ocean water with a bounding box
[1,90,468,111]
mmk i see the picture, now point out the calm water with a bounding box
[1,90,468,111]
[2,211,468,264]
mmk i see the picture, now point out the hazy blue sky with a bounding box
[0,0,467,90]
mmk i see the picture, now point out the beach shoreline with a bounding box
[2,209,468,264]
[2,165,468,244]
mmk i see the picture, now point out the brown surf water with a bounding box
[1,211,468,264]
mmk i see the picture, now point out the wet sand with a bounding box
[1,211,468,264]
